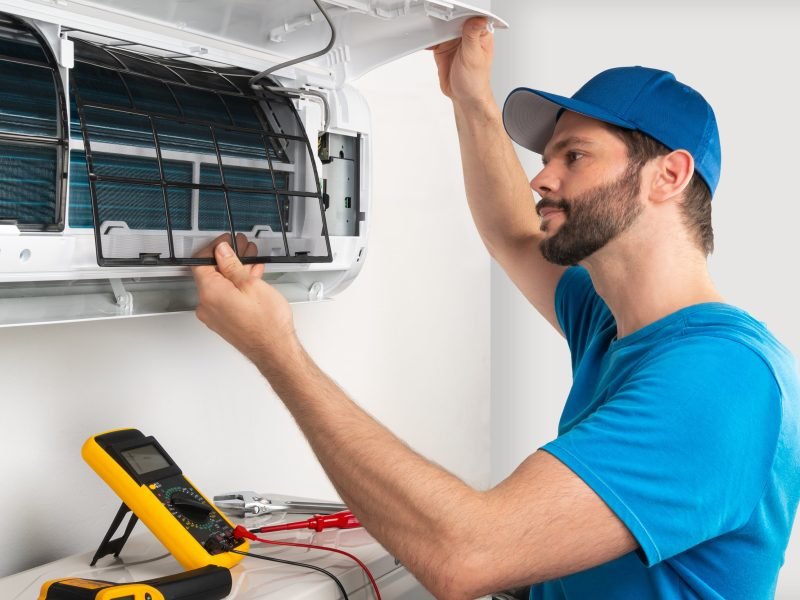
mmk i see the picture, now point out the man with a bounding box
[192,17,800,600]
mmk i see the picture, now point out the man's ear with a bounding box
[649,149,694,203]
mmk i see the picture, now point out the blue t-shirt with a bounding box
[531,267,800,600]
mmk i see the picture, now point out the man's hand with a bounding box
[430,16,495,110]
[191,233,298,367]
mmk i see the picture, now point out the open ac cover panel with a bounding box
[0,0,505,326]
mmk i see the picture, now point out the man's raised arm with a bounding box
[432,17,566,330]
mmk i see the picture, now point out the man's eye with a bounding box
[566,151,584,163]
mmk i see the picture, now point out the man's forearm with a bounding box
[453,100,540,253]
[255,339,483,598]
[193,242,635,598]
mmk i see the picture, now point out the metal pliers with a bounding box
[213,491,347,518]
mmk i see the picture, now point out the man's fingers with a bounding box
[192,234,266,288]
[240,239,265,278]
[428,38,460,53]
[243,241,258,258]
[214,242,252,288]
[194,233,232,260]
[462,16,488,41]
[429,17,488,50]
[192,235,228,280]
[232,232,250,254]
[191,263,217,288]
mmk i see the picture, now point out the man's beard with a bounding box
[538,163,643,266]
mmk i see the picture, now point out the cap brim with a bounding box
[502,88,635,155]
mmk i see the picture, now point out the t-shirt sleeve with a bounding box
[542,335,781,566]
[555,266,614,371]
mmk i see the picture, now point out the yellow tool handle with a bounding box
[39,565,231,600]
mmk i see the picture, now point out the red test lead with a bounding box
[250,510,361,534]
[233,521,382,600]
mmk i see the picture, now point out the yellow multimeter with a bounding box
[82,429,248,569]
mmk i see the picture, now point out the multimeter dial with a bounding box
[149,475,236,553]
[163,486,215,528]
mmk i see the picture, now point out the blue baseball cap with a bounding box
[502,66,721,195]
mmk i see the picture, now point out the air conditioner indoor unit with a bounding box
[0,0,505,327]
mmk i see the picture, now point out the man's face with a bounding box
[531,112,643,266]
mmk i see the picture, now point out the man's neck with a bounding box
[581,234,723,340]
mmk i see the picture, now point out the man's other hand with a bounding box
[430,16,495,110]
[191,233,297,367]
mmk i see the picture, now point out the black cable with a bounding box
[249,0,337,87]
[230,549,349,599]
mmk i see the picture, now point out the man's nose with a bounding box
[530,166,559,197]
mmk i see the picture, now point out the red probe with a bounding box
[249,510,361,534]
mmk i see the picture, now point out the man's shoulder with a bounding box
[677,303,793,370]
[642,303,799,412]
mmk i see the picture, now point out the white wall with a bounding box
[0,50,491,578]
[489,0,800,596]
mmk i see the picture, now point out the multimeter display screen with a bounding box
[121,444,170,475]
